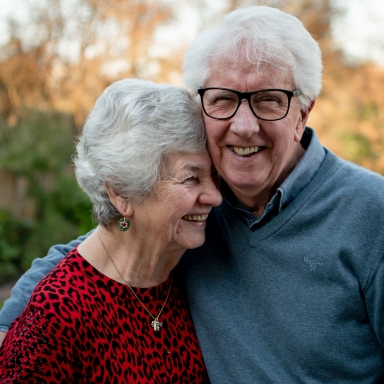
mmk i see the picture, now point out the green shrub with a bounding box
[0,109,96,283]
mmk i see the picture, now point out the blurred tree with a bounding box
[0,0,184,281]
[0,210,33,282]
[0,0,181,126]
[0,109,95,282]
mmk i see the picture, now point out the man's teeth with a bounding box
[183,214,208,221]
[230,146,260,156]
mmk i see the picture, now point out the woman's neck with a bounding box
[78,226,184,288]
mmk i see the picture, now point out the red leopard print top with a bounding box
[0,248,209,383]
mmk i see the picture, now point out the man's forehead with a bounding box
[205,61,293,90]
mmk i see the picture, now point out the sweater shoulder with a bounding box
[320,150,384,200]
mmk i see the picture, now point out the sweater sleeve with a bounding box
[0,229,95,332]
[364,249,384,351]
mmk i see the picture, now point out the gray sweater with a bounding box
[178,148,384,383]
[1,132,384,383]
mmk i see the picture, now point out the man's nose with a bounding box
[230,99,260,138]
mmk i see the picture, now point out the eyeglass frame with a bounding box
[197,87,303,121]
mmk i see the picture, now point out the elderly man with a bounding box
[1,6,384,383]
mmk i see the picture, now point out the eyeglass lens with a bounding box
[202,89,290,120]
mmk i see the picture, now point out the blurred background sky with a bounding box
[1,0,384,64]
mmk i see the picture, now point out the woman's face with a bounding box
[130,151,222,254]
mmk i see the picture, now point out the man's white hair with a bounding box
[183,6,322,109]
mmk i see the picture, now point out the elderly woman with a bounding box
[0,79,222,382]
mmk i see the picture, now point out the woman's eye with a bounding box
[184,176,197,183]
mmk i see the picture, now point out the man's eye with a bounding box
[212,96,237,104]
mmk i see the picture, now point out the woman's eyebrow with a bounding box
[183,164,204,173]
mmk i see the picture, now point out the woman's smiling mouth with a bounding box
[182,214,209,222]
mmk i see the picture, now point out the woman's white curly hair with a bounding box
[74,78,206,226]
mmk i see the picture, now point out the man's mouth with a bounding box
[229,145,262,156]
[182,214,209,222]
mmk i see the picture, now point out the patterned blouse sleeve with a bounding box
[0,304,74,382]
[0,229,95,332]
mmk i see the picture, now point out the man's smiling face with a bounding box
[203,60,311,212]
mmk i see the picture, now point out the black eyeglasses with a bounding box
[198,88,302,121]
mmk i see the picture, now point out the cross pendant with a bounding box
[151,318,163,331]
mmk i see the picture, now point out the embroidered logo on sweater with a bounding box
[304,257,323,273]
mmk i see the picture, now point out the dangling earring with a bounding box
[117,217,130,232]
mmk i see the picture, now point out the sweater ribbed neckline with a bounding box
[220,149,339,243]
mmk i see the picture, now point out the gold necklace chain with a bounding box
[98,234,172,332]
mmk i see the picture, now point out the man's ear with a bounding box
[294,99,315,142]
[104,183,133,217]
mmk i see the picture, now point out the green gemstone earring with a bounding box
[117,217,130,232]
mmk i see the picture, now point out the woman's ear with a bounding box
[104,183,133,217]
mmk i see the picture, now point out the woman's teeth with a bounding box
[182,214,209,221]
[230,146,261,156]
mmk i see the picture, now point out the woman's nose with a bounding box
[199,179,222,207]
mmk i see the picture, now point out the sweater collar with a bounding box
[221,127,326,227]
